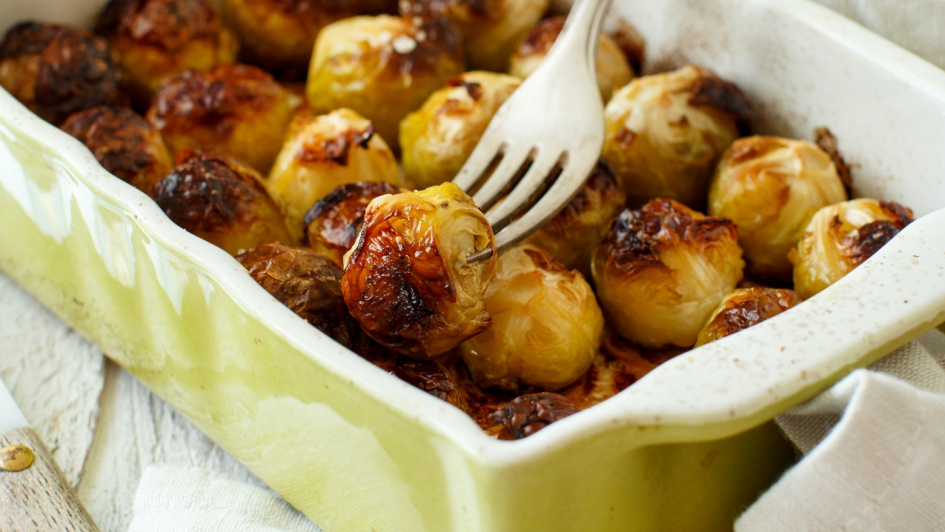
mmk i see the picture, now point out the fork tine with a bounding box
[490,160,591,255]
[486,150,564,231]
[452,134,506,193]
[472,144,534,211]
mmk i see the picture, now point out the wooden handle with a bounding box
[0,426,100,532]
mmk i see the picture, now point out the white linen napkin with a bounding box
[814,0,945,69]
[737,332,945,531]
[127,467,323,532]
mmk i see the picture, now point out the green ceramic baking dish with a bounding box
[2,0,945,530]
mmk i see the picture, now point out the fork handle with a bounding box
[550,0,614,68]
[0,426,100,532]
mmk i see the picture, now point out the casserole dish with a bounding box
[2,0,945,530]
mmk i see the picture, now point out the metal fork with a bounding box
[454,0,612,262]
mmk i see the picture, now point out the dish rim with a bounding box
[2,0,945,469]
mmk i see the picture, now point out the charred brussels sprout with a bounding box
[303,181,404,265]
[305,15,463,149]
[153,149,291,255]
[147,64,295,174]
[95,0,238,104]
[509,16,632,102]
[267,108,400,241]
[789,199,913,300]
[525,160,627,277]
[0,22,126,125]
[61,106,173,196]
[602,66,751,209]
[237,243,374,354]
[708,136,848,281]
[490,392,579,439]
[341,183,496,359]
[694,287,801,347]
[400,71,520,188]
[592,199,744,348]
[401,0,549,72]
[460,245,604,392]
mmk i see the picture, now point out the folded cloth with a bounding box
[813,0,945,69]
[736,329,945,531]
[128,466,323,532]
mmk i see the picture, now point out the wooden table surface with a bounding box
[0,272,265,531]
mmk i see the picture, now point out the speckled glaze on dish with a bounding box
[1,0,945,530]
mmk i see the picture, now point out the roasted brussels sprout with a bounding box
[267,108,401,240]
[509,16,632,102]
[303,181,404,265]
[592,199,744,348]
[237,243,374,354]
[460,244,604,392]
[61,106,173,195]
[694,287,801,347]
[400,71,520,188]
[306,15,463,149]
[341,183,496,359]
[0,22,126,125]
[153,149,291,255]
[95,0,238,104]
[147,64,295,173]
[602,66,751,209]
[490,392,579,439]
[789,199,913,300]
[222,0,396,78]
[708,136,848,281]
[401,0,549,72]
[525,160,626,277]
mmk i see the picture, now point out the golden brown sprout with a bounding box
[399,71,520,188]
[602,65,751,209]
[303,181,404,265]
[306,15,463,149]
[153,149,291,255]
[509,16,632,102]
[267,108,401,240]
[694,287,801,347]
[237,243,375,354]
[95,0,238,104]
[0,22,126,125]
[61,106,173,195]
[789,199,913,300]
[489,392,578,439]
[341,183,496,359]
[147,64,295,174]
[525,160,627,277]
[222,0,396,78]
[591,199,744,348]
[708,136,848,281]
[460,245,604,392]
[401,0,549,72]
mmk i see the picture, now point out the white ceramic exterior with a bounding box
[1,0,944,530]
